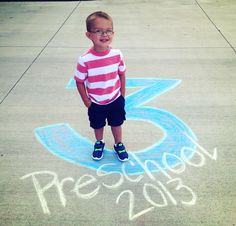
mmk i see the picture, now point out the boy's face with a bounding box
[86,17,114,52]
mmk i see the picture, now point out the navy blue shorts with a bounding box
[88,95,126,129]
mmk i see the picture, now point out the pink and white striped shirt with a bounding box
[74,47,126,105]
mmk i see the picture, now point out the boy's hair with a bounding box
[86,11,113,32]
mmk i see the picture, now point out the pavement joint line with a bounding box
[195,0,236,54]
[0,2,82,106]
[0,46,234,50]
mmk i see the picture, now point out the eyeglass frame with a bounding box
[89,29,114,36]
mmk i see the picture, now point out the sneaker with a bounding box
[92,141,105,161]
[114,142,129,162]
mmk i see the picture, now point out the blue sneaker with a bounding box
[114,142,129,162]
[92,141,105,161]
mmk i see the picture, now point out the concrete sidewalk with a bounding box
[0,1,235,225]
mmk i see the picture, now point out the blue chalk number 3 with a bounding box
[35,78,197,174]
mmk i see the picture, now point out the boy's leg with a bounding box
[88,102,106,161]
[95,127,104,141]
[111,126,122,144]
[111,125,129,162]
[108,97,128,161]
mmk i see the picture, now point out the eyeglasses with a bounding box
[90,29,114,36]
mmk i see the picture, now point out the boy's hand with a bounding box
[84,98,92,108]
[76,81,92,108]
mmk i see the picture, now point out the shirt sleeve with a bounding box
[118,51,126,76]
[74,56,87,83]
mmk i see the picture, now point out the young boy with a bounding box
[74,11,128,162]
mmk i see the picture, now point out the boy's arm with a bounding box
[76,81,91,108]
[119,73,126,97]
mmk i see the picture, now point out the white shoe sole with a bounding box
[92,153,104,161]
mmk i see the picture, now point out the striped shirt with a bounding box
[74,47,126,105]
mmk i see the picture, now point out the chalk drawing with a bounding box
[116,190,155,221]
[21,171,74,215]
[21,78,218,220]
[21,140,217,217]
[35,78,197,174]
